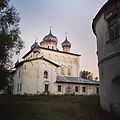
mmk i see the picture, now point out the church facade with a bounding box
[13,30,99,95]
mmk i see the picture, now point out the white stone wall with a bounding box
[13,66,23,95]
[21,59,57,95]
[25,48,80,77]
[53,83,99,95]
[13,58,99,96]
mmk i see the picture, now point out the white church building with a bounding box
[13,30,99,95]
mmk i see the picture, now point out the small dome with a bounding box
[62,37,71,48]
[42,30,58,43]
[31,41,40,52]
[31,41,38,49]
[33,45,40,53]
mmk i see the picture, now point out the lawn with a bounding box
[0,95,119,120]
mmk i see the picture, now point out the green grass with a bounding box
[0,95,119,120]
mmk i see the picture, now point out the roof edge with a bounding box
[15,57,60,68]
[92,0,110,35]
[22,47,81,59]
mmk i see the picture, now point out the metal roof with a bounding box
[56,75,100,85]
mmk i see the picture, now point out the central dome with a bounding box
[40,30,58,50]
[43,30,58,43]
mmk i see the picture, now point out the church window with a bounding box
[24,65,26,70]
[44,71,48,79]
[75,86,78,92]
[48,46,49,49]
[61,67,64,75]
[45,84,49,92]
[18,70,20,78]
[58,85,61,92]
[52,46,54,49]
[108,15,120,40]
[20,83,22,91]
[17,84,19,92]
[82,87,86,93]
[96,88,99,94]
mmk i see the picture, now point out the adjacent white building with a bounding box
[13,30,99,95]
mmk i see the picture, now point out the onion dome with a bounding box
[31,41,38,49]
[31,41,40,53]
[62,36,71,48]
[42,30,58,43]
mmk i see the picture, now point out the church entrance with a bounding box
[45,84,49,92]
[111,76,120,112]
[66,85,72,95]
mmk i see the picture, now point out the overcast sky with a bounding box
[11,0,108,78]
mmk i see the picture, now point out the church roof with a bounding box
[62,36,71,48]
[41,30,58,43]
[22,47,81,59]
[56,76,99,85]
[15,57,60,68]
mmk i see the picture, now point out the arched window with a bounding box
[61,67,64,75]
[18,71,20,78]
[44,71,48,79]
[24,65,26,70]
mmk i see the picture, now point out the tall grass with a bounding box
[0,95,119,120]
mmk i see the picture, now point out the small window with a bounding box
[45,84,49,92]
[58,85,61,92]
[20,83,22,91]
[82,87,86,92]
[17,84,19,92]
[18,71,20,78]
[61,67,64,75]
[24,65,26,70]
[108,15,120,40]
[48,46,49,49]
[75,86,78,92]
[44,71,48,79]
[52,46,54,49]
[96,88,99,94]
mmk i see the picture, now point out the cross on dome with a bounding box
[49,25,52,34]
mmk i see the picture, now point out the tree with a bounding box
[0,0,24,91]
[94,77,98,81]
[80,70,93,80]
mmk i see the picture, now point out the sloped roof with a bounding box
[56,75,99,85]
[15,57,60,68]
[22,47,81,59]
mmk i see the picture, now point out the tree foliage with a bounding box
[0,0,24,90]
[80,70,93,80]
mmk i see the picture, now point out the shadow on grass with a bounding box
[0,95,119,120]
